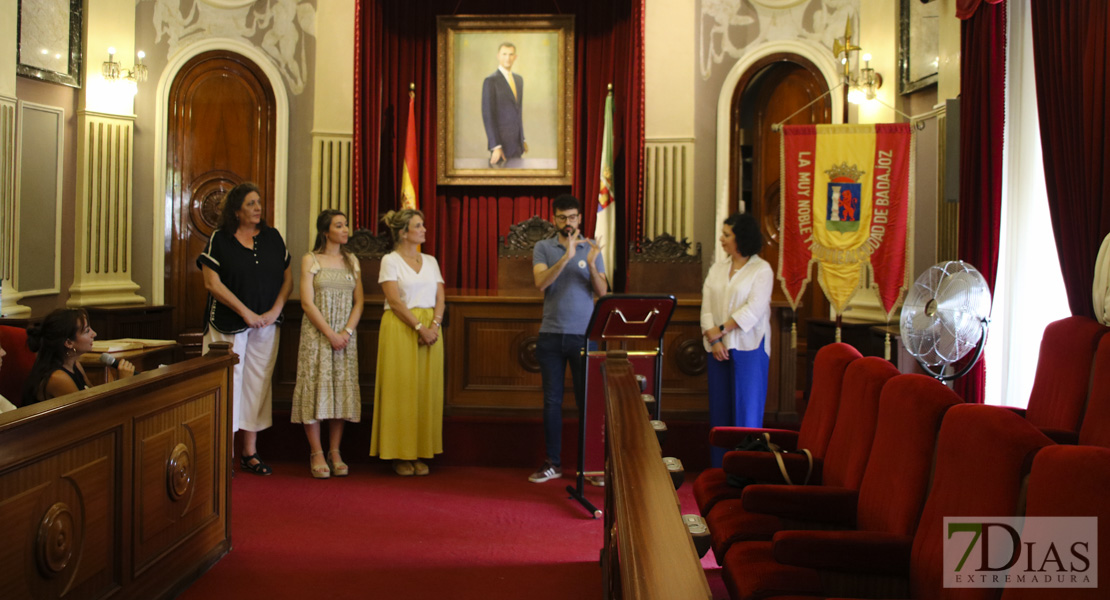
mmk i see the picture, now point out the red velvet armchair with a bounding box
[1000,445,1110,600]
[722,404,1053,600]
[705,357,900,561]
[692,343,862,516]
[1019,316,1108,443]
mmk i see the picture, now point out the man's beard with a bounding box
[559,226,576,237]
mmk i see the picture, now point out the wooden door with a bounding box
[729,57,831,416]
[165,51,277,357]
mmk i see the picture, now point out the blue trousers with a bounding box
[706,344,770,468]
[535,333,588,467]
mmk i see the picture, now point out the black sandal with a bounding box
[240,453,273,476]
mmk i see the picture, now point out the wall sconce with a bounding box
[102,47,148,83]
[832,19,882,104]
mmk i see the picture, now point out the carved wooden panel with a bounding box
[133,392,219,574]
[0,434,118,599]
[447,298,550,410]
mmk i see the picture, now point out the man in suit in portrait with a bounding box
[482,42,528,168]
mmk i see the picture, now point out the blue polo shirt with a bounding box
[533,236,605,335]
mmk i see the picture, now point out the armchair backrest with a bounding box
[497,216,556,295]
[1025,316,1107,432]
[795,343,863,457]
[909,405,1054,600]
[1079,334,1110,448]
[820,357,901,489]
[1000,445,1110,600]
[856,374,962,536]
[0,325,34,407]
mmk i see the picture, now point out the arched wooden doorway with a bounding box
[165,50,278,356]
[729,54,832,416]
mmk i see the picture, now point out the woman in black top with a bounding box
[197,182,292,476]
[22,308,135,405]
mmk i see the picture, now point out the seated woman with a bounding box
[22,308,135,405]
[0,340,16,413]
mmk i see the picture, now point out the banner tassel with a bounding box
[791,321,797,349]
[835,325,842,343]
[884,332,891,361]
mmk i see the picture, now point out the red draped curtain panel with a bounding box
[955,0,1006,404]
[353,0,645,290]
[1031,0,1110,319]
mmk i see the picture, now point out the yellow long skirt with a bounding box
[370,308,444,459]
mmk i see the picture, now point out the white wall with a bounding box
[645,0,695,138]
[0,2,15,97]
[313,0,354,133]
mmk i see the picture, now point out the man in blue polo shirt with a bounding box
[529,194,608,483]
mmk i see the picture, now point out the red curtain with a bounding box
[1031,0,1110,319]
[353,0,645,290]
[955,1,1006,404]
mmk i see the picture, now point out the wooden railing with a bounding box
[0,344,238,600]
[602,350,711,599]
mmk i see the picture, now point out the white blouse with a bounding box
[700,254,774,355]
[378,251,444,311]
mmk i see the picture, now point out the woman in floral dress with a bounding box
[292,210,364,478]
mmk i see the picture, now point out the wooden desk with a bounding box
[80,342,180,386]
[0,344,237,600]
[273,290,798,421]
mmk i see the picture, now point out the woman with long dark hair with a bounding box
[291,210,364,478]
[370,209,446,476]
[700,212,774,467]
[22,308,135,405]
[197,182,292,476]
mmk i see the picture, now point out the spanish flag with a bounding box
[400,91,418,210]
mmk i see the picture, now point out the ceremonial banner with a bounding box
[401,92,419,210]
[779,124,914,317]
[595,90,616,279]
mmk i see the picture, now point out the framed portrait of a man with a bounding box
[437,15,574,186]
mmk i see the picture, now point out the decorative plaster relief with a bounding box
[700,0,857,79]
[146,0,316,94]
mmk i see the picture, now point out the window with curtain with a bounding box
[984,0,1070,408]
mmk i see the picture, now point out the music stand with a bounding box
[567,294,677,517]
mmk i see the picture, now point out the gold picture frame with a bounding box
[437,15,575,186]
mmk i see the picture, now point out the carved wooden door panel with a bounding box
[165,51,276,357]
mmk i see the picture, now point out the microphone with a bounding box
[99,353,121,368]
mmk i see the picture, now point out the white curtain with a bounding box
[983,0,1071,408]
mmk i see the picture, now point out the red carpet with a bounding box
[178,462,728,599]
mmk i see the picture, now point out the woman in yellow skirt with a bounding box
[371,209,445,476]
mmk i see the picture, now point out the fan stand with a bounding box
[914,318,990,382]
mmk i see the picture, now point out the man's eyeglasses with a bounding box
[553,214,580,223]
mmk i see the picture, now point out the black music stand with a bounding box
[567,294,677,517]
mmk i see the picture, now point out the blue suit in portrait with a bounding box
[481,69,525,163]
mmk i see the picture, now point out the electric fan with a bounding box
[899,261,992,381]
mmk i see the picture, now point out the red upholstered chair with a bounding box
[1000,445,1110,600]
[1020,316,1108,443]
[723,403,1053,600]
[704,357,900,561]
[692,343,862,516]
[1078,334,1110,448]
[0,325,34,407]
